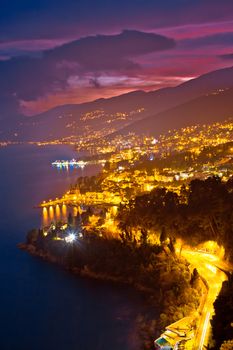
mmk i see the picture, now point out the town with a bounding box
[30,118,233,350]
[40,118,233,225]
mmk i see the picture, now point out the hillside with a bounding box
[1,65,233,141]
[117,87,233,137]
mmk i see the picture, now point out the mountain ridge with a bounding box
[115,87,233,137]
[1,65,233,140]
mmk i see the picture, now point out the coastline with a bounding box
[18,242,156,294]
[18,236,203,349]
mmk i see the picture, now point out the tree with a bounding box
[160,227,167,244]
[190,268,199,287]
[26,229,38,244]
[140,228,148,245]
[212,276,233,349]
[68,212,73,225]
[168,236,176,254]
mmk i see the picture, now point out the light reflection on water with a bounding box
[49,205,54,221]
[42,207,49,226]
[0,144,144,350]
[42,204,82,226]
[42,204,68,226]
[55,204,61,219]
[62,203,67,220]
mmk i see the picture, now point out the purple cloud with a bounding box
[219,53,233,60]
[0,30,175,104]
[45,30,175,72]
[180,32,233,49]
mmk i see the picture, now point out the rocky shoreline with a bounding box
[18,234,203,349]
[18,242,156,294]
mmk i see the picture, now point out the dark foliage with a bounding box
[117,176,233,261]
[211,275,233,349]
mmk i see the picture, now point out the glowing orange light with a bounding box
[62,204,67,219]
[49,206,54,220]
[42,207,48,226]
[55,204,61,219]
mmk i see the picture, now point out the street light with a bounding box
[65,233,76,243]
[64,231,82,243]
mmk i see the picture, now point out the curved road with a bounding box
[182,249,232,350]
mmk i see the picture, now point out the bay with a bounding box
[0,145,142,350]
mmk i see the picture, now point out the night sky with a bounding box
[1,0,233,115]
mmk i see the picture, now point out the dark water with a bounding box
[0,145,142,350]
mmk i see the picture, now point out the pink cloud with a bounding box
[156,20,233,40]
[1,23,233,117]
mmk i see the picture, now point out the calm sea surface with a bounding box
[0,145,142,350]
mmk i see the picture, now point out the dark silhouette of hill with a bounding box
[1,66,233,140]
[117,87,233,136]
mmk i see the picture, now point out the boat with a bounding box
[51,159,87,168]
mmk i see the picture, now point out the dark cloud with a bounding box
[219,53,233,60]
[0,55,70,100]
[0,30,175,108]
[45,30,175,71]
[180,32,233,48]
[0,0,232,117]
[89,78,101,89]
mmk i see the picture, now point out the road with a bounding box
[182,249,231,350]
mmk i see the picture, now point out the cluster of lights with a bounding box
[64,231,83,243]
[65,233,76,243]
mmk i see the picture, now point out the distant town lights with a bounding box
[118,166,124,171]
[152,138,158,145]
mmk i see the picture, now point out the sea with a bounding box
[0,144,143,350]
